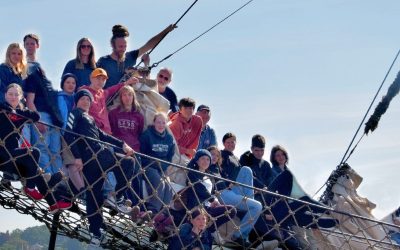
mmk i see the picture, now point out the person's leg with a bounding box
[143,167,173,213]
[31,112,52,173]
[206,205,237,232]
[82,159,105,237]
[47,127,63,173]
[220,189,262,239]
[231,166,254,198]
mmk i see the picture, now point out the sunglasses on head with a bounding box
[158,74,169,81]
[80,45,92,49]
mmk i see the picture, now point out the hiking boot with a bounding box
[49,201,73,214]
[24,187,44,200]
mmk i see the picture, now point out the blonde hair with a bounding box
[152,112,168,123]
[5,43,27,79]
[119,85,140,112]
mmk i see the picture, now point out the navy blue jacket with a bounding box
[240,150,274,189]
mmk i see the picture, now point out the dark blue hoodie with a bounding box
[139,125,175,172]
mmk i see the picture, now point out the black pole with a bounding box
[48,212,60,250]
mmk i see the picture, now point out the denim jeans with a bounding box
[143,166,173,213]
[31,112,63,174]
[220,166,262,239]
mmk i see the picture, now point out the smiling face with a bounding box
[223,137,236,152]
[274,150,287,166]
[154,114,167,133]
[112,37,127,59]
[79,40,92,57]
[9,47,23,66]
[196,155,211,172]
[90,75,107,90]
[76,96,91,112]
[252,146,265,160]
[5,85,22,109]
[157,69,171,88]
[210,149,220,165]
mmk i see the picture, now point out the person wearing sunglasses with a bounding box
[97,24,176,88]
[157,67,178,114]
[62,38,96,89]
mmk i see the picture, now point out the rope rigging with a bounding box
[314,48,400,200]
[148,0,256,70]
[135,0,199,68]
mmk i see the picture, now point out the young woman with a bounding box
[62,38,96,88]
[168,208,214,250]
[185,149,236,231]
[139,112,175,214]
[0,84,71,213]
[108,85,144,152]
[0,43,27,102]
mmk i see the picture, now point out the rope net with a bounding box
[1,108,400,250]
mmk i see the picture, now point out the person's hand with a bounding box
[74,158,84,171]
[36,122,47,133]
[141,54,150,66]
[265,214,273,221]
[123,143,134,156]
[186,148,196,157]
[167,24,177,32]
[125,76,139,86]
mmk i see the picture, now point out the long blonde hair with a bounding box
[5,43,27,79]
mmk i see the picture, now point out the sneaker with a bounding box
[24,187,44,200]
[87,235,104,249]
[116,199,133,214]
[49,201,73,214]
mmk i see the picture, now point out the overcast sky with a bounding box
[0,0,399,232]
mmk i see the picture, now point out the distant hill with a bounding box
[0,225,86,250]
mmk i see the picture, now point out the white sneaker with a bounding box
[117,199,133,214]
[87,235,103,250]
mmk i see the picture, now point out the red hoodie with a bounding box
[169,112,203,159]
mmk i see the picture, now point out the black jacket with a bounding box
[64,108,124,161]
[240,150,274,189]
[0,102,39,149]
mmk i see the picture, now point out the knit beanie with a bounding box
[251,134,265,148]
[74,89,93,105]
[60,73,78,90]
[193,149,212,162]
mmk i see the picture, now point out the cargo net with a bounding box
[1,111,400,250]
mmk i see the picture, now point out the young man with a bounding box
[169,97,202,160]
[23,34,40,65]
[97,24,175,88]
[196,104,217,150]
[156,68,178,114]
[64,89,141,244]
[218,132,262,248]
[79,67,139,135]
[239,134,273,192]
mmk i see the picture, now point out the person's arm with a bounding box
[64,109,82,160]
[26,92,47,133]
[58,95,68,130]
[209,128,218,147]
[137,24,176,57]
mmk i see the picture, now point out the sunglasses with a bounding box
[80,45,92,49]
[158,74,169,81]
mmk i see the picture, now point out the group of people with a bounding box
[0,25,339,250]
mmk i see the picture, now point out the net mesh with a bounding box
[1,109,400,250]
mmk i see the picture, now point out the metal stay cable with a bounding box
[149,0,256,69]
[313,48,400,198]
[338,48,400,166]
[135,0,199,67]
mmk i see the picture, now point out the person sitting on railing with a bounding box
[185,149,237,230]
[63,89,141,244]
[109,85,144,152]
[168,208,214,250]
[260,145,336,248]
[218,132,262,248]
[0,83,72,213]
[140,112,175,215]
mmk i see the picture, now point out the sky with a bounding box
[1,0,400,232]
